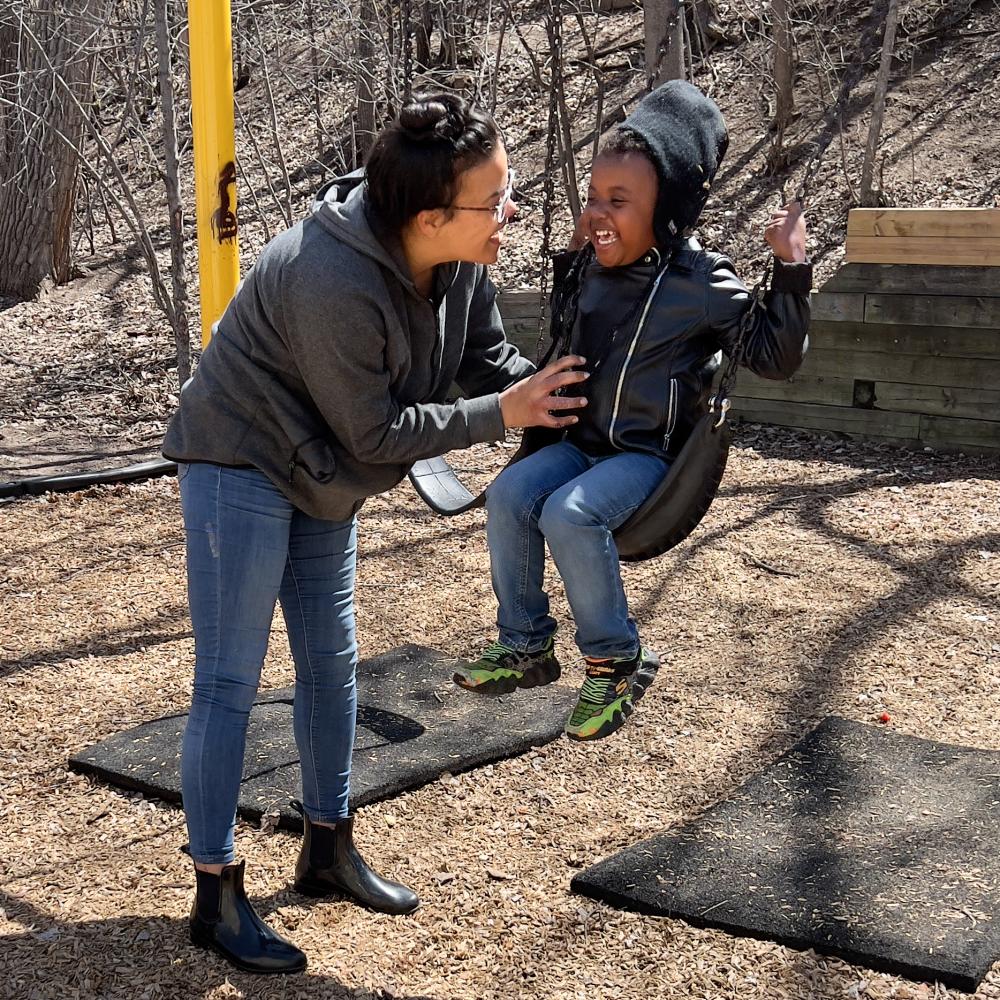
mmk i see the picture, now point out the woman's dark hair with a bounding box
[365,93,500,233]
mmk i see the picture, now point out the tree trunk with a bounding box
[415,2,432,69]
[688,0,714,55]
[304,0,326,164]
[645,0,684,88]
[154,0,191,386]
[772,0,794,133]
[860,0,900,206]
[355,0,377,165]
[0,3,96,298]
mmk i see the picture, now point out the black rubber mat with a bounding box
[70,644,576,830]
[571,716,1000,993]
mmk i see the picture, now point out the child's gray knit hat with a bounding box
[619,80,728,244]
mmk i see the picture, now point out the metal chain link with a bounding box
[537,0,562,358]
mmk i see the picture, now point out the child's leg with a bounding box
[539,450,669,658]
[538,451,668,741]
[485,441,591,651]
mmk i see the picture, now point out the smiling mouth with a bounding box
[594,229,619,247]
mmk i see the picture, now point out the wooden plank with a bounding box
[735,399,1000,452]
[810,292,865,323]
[873,381,1000,421]
[918,414,1000,453]
[847,208,1000,239]
[807,321,1000,361]
[731,373,855,407]
[845,235,1000,267]
[733,399,921,439]
[796,347,1000,390]
[863,294,1000,330]
[502,325,545,360]
[822,263,1000,297]
[497,289,543,313]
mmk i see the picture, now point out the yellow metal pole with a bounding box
[188,0,239,347]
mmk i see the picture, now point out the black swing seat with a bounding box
[407,396,732,562]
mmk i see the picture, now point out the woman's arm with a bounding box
[281,275,586,466]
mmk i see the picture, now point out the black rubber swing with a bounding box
[409,394,733,563]
[408,254,768,562]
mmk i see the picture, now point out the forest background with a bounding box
[0,0,997,474]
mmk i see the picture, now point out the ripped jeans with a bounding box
[178,462,357,865]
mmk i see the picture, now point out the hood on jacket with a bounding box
[619,80,728,246]
[309,169,457,297]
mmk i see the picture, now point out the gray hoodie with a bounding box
[163,173,533,520]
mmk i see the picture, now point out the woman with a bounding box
[163,93,588,974]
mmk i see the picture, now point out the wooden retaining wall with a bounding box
[730,261,1000,454]
[495,261,1000,454]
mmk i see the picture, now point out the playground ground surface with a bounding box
[1,428,998,1000]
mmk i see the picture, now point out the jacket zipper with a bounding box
[662,378,678,451]
[608,269,669,448]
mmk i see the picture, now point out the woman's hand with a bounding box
[499,355,589,429]
[764,200,807,263]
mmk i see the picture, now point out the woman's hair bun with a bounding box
[365,91,500,233]
[399,94,463,141]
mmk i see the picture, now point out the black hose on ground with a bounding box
[0,459,177,501]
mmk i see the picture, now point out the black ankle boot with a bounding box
[190,861,307,974]
[293,812,420,915]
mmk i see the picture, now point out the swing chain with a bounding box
[537,0,563,355]
[714,254,773,412]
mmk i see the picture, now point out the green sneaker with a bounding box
[565,646,658,742]
[453,638,561,696]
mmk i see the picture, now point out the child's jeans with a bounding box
[485,440,669,660]
[178,461,358,865]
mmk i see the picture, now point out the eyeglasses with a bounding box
[451,169,516,223]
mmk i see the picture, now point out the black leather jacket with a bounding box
[552,239,812,460]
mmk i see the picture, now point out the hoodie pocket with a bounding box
[288,436,337,485]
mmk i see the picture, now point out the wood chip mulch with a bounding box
[1,428,998,1000]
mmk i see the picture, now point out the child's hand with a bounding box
[499,355,589,429]
[764,200,807,263]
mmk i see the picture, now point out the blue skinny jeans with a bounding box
[485,441,669,660]
[179,462,357,865]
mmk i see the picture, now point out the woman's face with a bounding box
[581,152,659,267]
[441,144,516,265]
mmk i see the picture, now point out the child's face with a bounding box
[581,153,659,267]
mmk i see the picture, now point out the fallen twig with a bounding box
[740,548,801,577]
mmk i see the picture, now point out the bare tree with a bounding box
[772,0,794,132]
[154,0,192,384]
[860,0,899,206]
[0,3,98,298]
[356,0,377,163]
[645,0,685,89]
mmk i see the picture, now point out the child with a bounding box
[454,80,812,742]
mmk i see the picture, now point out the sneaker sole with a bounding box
[566,696,634,742]
[453,658,561,696]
